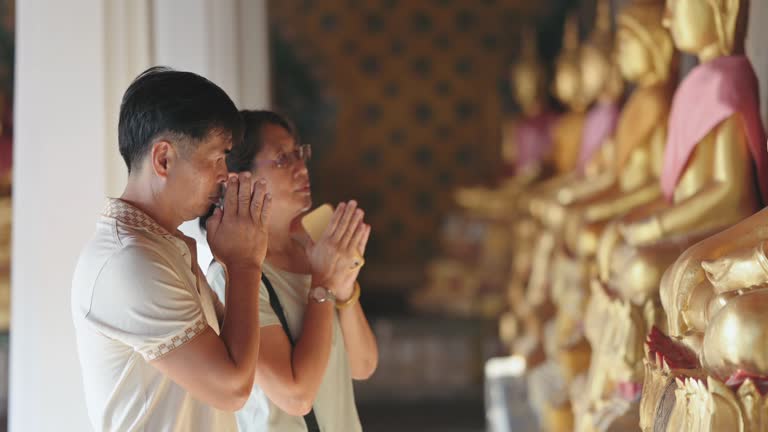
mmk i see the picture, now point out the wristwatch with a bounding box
[309,286,336,304]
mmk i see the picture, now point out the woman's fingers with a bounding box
[325,202,347,239]
[332,200,358,243]
[341,209,364,249]
[356,224,371,255]
[348,221,368,254]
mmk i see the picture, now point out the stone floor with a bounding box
[358,399,486,432]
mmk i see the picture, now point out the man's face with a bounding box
[167,131,231,222]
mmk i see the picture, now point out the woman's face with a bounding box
[252,124,312,223]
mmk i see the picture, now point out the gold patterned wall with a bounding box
[268,0,559,273]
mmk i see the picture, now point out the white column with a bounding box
[747,0,768,127]
[151,0,272,109]
[238,0,271,110]
[104,0,154,197]
[11,2,271,429]
[11,1,107,430]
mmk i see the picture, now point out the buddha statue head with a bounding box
[511,27,548,117]
[554,14,587,112]
[580,0,624,104]
[663,0,749,59]
[617,0,676,86]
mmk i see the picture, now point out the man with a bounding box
[71,66,271,431]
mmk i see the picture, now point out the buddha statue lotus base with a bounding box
[640,327,768,431]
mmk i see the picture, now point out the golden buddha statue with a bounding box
[498,27,559,355]
[546,0,626,388]
[525,3,629,429]
[505,14,589,370]
[550,14,589,175]
[559,1,679,430]
[631,0,768,430]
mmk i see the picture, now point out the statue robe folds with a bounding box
[661,55,768,203]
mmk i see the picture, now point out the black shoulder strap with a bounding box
[261,274,321,432]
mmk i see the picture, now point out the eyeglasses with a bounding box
[254,144,312,169]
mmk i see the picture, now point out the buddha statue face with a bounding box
[555,53,586,111]
[580,44,612,104]
[617,27,650,83]
[512,61,546,117]
[663,0,745,57]
[618,0,675,86]
[580,0,622,104]
[554,15,586,111]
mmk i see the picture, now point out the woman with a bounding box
[205,110,378,431]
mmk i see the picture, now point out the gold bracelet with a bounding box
[336,282,361,309]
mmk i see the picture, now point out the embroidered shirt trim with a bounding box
[102,198,171,237]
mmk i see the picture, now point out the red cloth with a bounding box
[661,55,768,203]
[577,101,620,172]
[514,112,555,171]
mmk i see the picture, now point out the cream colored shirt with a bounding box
[208,261,363,432]
[71,199,237,432]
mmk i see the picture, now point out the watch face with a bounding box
[311,287,328,303]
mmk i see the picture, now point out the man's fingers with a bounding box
[205,207,223,240]
[341,209,364,249]
[250,178,267,222]
[260,192,273,226]
[223,175,239,219]
[333,200,358,242]
[237,172,253,217]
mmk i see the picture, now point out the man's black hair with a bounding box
[118,66,242,173]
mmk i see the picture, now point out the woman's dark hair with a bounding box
[118,66,242,173]
[225,110,296,172]
[199,110,297,232]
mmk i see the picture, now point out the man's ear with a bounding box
[150,140,176,179]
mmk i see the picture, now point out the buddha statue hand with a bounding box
[597,221,622,282]
[617,215,664,247]
[701,241,768,293]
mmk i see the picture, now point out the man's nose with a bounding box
[216,162,229,183]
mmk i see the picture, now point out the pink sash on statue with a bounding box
[661,55,768,203]
[515,112,555,171]
[577,101,620,172]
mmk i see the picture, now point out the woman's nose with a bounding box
[294,160,309,177]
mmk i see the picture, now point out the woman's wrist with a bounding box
[335,281,361,309]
